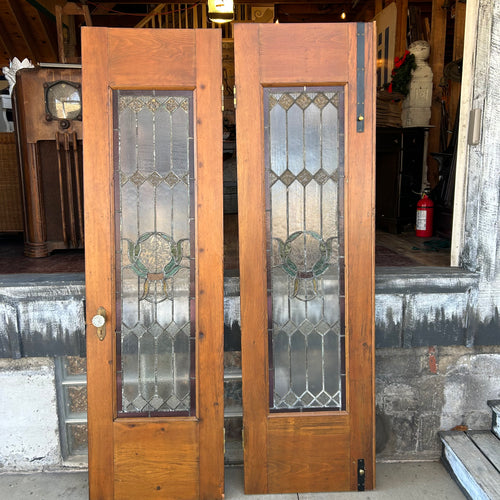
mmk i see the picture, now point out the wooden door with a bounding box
[235,23,375,494]
[82,28,224,499]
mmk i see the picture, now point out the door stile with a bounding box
[195,29,225,500]
[235,24,269,494]
[82,27,115,499]
[345,22,376,491]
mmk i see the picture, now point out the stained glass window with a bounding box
[265,87,345,411]
[114,91,195,416]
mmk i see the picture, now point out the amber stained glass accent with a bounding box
[265,87,346,411]
[114,90,195,416]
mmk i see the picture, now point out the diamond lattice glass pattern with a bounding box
[115,91,194,416]
[265,88,345,411]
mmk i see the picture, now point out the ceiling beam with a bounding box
[85,1,355,4]
[0,16,16,56]
[90,3,118,15]
[25,0,59,62]
[7,0,39,62]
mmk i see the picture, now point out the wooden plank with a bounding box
[82,27,115,500]
[10,0,58,62]
[345,21,376,491]
[395,0,409,56]
[55,4,65,63]
[259,23,349,84]
[195,28,225,500]
[267,414,351,493]
[134,3,166,28]
[114,419,199,500]
[107,28,196,86]
[490,401,500,440]
[234,23,269,495]
[32,8,58,61]
[427,0,448,188]
[450,0,479,266]
[448,0,466,137]
[441,431,500,500]
[0,0,28,58]
[5,0,37,62]
[468,431,500,473]
[0,28,10,67]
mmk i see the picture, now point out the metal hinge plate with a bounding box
[356,23,365,133]
[357,458,365,491]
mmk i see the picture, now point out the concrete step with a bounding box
[440,430,500,500]
[488,400,500,440]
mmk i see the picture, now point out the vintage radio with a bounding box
[14,66,83,257]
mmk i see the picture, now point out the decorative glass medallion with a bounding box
[265,87,345,411]
[114,90,195,416]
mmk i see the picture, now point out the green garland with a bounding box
[387,51,417,96]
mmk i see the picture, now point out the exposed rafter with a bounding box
[7,0,39,62]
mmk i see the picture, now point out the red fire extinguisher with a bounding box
[416,193,434,237]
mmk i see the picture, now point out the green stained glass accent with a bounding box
[265,87,345,411]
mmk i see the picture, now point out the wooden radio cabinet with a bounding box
[14,66,83,257]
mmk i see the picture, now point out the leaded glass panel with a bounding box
[265,87,345,411]
[114,90,195,416]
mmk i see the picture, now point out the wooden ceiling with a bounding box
[0,1,433,68]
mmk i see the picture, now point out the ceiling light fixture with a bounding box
[207,0,234,24]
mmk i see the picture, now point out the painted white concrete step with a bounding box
[440,430,500,500]
[488,400,500,440]
[468,431,500,472]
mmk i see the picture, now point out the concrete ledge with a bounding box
[0,266,490,359]
[0,274,85,359]
[375,267,481,348]
[375,267,479,294]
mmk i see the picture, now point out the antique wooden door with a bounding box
[82,28,224,499]
[235,23,376,494]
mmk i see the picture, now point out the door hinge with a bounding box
[356,22,365,133]
[221,84,225,112]
[357,458,365,491]
[241,427,244,451]
[233,85,237,110]
[223,427,226,455]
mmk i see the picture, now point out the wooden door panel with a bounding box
[107,30,196,86]
[267,415,350,493]
[113,420,199,500]
[258,25,349,83]
[83,28,224,500]
[235,23,375,494]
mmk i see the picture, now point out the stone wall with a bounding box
[376,346,500,461]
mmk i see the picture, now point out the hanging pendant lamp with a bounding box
[207,0,234,23]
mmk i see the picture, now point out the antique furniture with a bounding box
[376,127,426,233]
[14,66,83,257]
[0,132,23,232]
